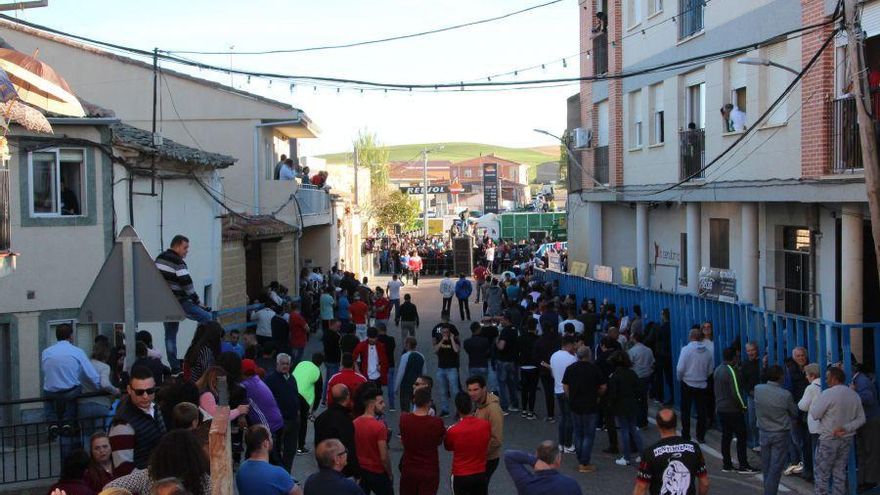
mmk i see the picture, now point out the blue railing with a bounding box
[536,268,880,495]
[212,303,264,332]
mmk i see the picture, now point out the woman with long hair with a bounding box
[195,365,249,421]
[84,432,117,491]
[183,321,223,383]
[80,340,120,425]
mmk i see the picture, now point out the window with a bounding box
[627,0,642,26]
[725,57,748,132]
[678,0,704,39]
[680,233,688,284]
[464,169,473,178]
[30,149,85,217]
[47,319,94,353]
[686,82,706,129]
[597,100,610,147]
[649,0,663,16]
[709,218,730,269]
[763,41,791,125]
[650,83,665,144]
[630,90,643,148]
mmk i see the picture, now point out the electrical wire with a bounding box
[165,0,566,55]
[0,13,838,91]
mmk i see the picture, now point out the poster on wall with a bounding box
[482,163,499,213]
[620,266,637,286]
[547,252,562,272]
[593,264,613,282]
[698,267,738,302]
[569,261,589,277]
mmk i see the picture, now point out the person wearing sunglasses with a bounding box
[108,365,166,476]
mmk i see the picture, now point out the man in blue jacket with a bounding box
[455,273,473,321]
[504,441,582,495]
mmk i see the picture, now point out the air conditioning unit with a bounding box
[573,127,592,149]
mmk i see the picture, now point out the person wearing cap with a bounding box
[353,328,389,391]
[349,294,370,342]
[240,358,285,465]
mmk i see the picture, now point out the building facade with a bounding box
[569,0,876,358]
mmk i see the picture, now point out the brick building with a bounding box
[567,0,878,357]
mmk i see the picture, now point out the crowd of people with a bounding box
[36,232,880,495]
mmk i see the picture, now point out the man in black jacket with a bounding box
[314,384,359,477]
[264,353,300,471]
[155,234,212,373]
[395,294,420,338]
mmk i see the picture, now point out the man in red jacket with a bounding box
[353,327,389,390]
[288,301,309,366]
[326,353,367,406]
[349,294,370,342]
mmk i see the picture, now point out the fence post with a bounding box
[210,376,233,495]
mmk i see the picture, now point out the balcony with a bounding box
[678,0,704,39]
[829,93,880,174]
[594,145,609,185]
[296,183,331,217]
[679,128,705,180]
[593,32,608,76]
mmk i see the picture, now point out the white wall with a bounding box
[111,163,224,365]
[601,203,637,279]
[647,204,687,292]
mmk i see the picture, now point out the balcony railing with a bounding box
[0,166,9,252]
[829,93,880,174]
[679,128,705,180]
[295,183,331,216]
[594,145,609,185]
[593,32,608,76]
[678,0,704,39]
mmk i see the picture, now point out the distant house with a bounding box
[535,161,562,184]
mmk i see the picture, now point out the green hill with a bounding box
[318,142,558,168]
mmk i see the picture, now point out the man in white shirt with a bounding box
[386,274,405,323]
[558,307,585,336]
[250,305,280,344]
[279,158,297,181]
[548,336,578,452]
[438,271,456,317]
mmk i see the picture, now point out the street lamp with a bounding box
[736,57,800,76]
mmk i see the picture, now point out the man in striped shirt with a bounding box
[155,235,212,373]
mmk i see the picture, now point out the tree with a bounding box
[376,190,420,232]
[559,128,570,186]
[353,128,390,196]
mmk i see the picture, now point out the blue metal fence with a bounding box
[536,269,880,495]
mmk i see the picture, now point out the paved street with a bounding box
[294,275,812,495]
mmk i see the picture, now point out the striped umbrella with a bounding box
[0,48,84,117]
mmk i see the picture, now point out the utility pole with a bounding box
[844,0,880,291]
[423,147,429,237]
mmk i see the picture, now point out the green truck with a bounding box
[498,212,567,243]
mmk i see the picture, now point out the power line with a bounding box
[0,13,836,92]
[164,0,566,55]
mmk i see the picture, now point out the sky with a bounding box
[15,0,580,156]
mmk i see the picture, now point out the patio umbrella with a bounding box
[0,48,84,117]
[1,100,53,134]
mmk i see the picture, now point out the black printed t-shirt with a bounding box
[636,436,707,495]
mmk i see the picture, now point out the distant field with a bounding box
[318,142,558,168]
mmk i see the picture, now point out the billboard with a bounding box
[482,162,499,213]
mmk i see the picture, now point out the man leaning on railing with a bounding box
[41,323,101,441]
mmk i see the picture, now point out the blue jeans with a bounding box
[163,300,212,372]
[323,363,340,403]
[468,367,488,383]
[556,393,573,447]
[436,367,460,414]
[488,360,499,394]
[390,299,400,320]
[788,417,803,465]
[616,416,644,461]
[747,395,759,449]
[496,361,519,410]
[572,412,599,465]
[386,367,396,409]
[761,430,790,495]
